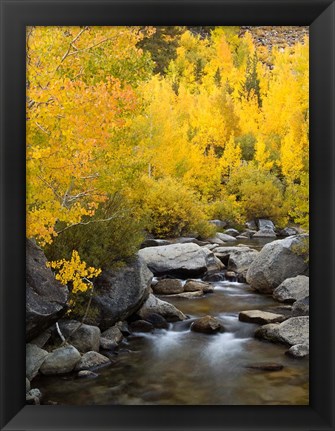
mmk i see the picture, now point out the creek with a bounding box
[35,237,309,405]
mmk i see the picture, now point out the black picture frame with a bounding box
[1,0,334,430]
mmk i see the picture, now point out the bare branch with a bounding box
[56,211,126,235]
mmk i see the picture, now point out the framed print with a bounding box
[1,0,334,430]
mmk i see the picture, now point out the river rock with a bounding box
[224,228,240,237]
[184,280,213,293]
[140,239,172,248]
[100,337,116,350]
[26,239,68,341]
[152,279,184,295]
[214,246,259,274]
[137,294,186,322]
[167,291,205,298]
[26,388,42,405]
[257,219,275,231]
[138,243,222,278]
[285,344,309,358]
[30,329,52,349]
[209,219,227,229]
[129,320,154,332]
[26,343,48,381]
[77,370,99,378]
[246,235,309,293]
[279,227,299,237]
[246,220,257,230]
[215,233,237,242]
[253,229,277,238]
[92,256,152,330]
[57,320,101,353]
[40,345,81,375]
[101,325,124,344]
[145,313,169,329]
[26,378,31,393]
[245,363,284,371]
[255,316,309,346]
[75,351,110,370]
[239,310,285,325]
[190,316,223,334]
[273,275,309,303]
[292,296,309,316]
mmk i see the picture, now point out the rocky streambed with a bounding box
[26,224,309,405]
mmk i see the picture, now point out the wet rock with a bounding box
[214,246,259,274]
[26,388,42,405]
[190,316,224,334]
[224,228,240,237]
[292,296,309,316]
[75,351,110,370]
[145,313,169,329]
[239,310,285,325]
[93,256,152,330]
[255,316,309,346]
[40,345,81,375]
[273,275,309,303]
[100,337,116,351]
[138,294,186,322]
[202,272,225,282]
[101,325,124,344]
[138,243,222,278]
[26,239,68,341]
[26,343,48,381]
[245,362,284,371]
[129,320,154,333]
[77,370,99,378]
[225,271,237,281]
[57,320,101,353]
[152,279,184,295]
[184,280,213,293]
[285,344,309,358]
[246,235,309,293]
[167,291,204,298]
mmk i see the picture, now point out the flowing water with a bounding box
[35,278,309,405]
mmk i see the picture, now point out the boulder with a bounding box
[273,276,309,303]
[92,256,152,330]
[237,230,256,239]
[255,316,309,346]
[137,294,186,322]
[26,378,31,393]
[292,296,309,316]
[257,219,275,231]
[129,320,154,332]
[26,239,68,341]
[239,310,285,325]
[191,316,223,334]
[224,228,240,237]
[138,243,222,278]
[253,229,277,238]
[285,344,309,358]
[184,280,213,293]
[40,345,81,375]
[57,320,101,353]
[100,337,116,351]
[101,325,124,344]
[152,279,184,295]
[75,351,110,371]
[26,388,42,405]
[26,343,48,381]
[246,235,309,293]
[30,330,51,349]
[214,246,259,274]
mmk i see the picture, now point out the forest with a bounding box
[26,25,309,279]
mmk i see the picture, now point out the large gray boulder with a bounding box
[273,275,309,303]
[26,239,68,341]
[292,296,309,316]
[57,320,101,353]
[246,235,309,293]
[214,246,259,274]
[214,233,237,243]
[40,345,81,375]
[253,229,277,238]
[137,294,186,322]
[92,256,152,330]
[138,243,222,278]
[75,351,110,371]
[255,316,309,346]
[257,219,275,231]
[26,344,48,381]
